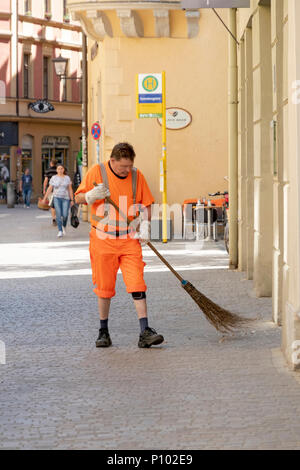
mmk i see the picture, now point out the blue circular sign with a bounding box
[91,122,101,140]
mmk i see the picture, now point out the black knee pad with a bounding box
[132,291,146,300]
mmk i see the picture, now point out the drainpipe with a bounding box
[81,33,88,222]
[228,8,238,269]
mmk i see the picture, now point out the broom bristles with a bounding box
[182,281,253,333]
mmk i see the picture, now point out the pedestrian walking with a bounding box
[74,142,164,349]
[20,168,32,208]
[43,159,57,226]
[42,164,74,238]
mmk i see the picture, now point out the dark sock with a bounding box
[139,317,148,333]
[100,319,108,330]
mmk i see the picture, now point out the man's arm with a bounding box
[42,184,53,203]
[43,176,49,195]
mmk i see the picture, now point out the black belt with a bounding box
[91,226,132,236]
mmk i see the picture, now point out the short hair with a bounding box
[110,143,135,162]
[50,159,57,166]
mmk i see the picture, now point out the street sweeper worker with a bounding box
[75,142,164,349]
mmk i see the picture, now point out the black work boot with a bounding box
[96,328,112,348]
[138,327,164,348]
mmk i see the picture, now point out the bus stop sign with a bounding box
[181,0,250,8]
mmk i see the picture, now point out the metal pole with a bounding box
[81,33,88,222]
[161,71,167,243]
[96,140,100,164]
[228,9,238,268]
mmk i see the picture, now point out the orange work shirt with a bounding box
[75,162,155,236]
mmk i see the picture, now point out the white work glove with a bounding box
[85,184,110,205]
[135,220,151,246]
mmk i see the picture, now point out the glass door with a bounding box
[42,148,54,185]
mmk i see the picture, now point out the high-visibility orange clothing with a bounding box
[89,231,146,297]
[75,162,154,298]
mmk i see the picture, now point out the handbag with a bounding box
[38,197,50,211]
[70,204,80,228]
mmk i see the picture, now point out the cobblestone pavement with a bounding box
[0,204,300,450]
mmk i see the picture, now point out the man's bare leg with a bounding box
[98,297,111,320]
[133,298,147,320]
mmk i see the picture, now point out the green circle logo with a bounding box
[142,75,158,92]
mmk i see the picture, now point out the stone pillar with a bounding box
[244,26,254,280]
[238,38,247,271]
[252,5,273,297]
[282,0,300,370]
[271,0,285,325]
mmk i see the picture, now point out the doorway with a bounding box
[41,136,70,186]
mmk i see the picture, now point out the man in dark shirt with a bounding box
[43,159,57,225]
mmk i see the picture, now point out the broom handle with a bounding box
[146,240,184,283]
[94,186,184,283]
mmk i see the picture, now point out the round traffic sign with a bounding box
[91,122,101,140]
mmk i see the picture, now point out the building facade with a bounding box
[67,0,229,224]
[0,0,82,199]
[235,0,300,369]
[68,0,300,370]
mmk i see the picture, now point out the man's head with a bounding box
[25,168,30,175]
[50,159,57,168]
[110,143,135,177]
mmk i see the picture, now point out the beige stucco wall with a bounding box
[86,9,228,207]
[237,0,300,369]
[283,0,300,370]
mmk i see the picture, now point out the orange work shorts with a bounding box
[89,229,147,298]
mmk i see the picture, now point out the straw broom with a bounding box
[145,240,251,334]
[93,184,251,333]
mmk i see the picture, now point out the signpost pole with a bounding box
[161,71,167,243]
[97,140,100,164]
[136,72,167,242]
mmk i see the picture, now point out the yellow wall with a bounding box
[87,9,228,206]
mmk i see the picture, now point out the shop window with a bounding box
[0,148,10,201]
[63,0,70,22]
[21,135,33,174]
[24,0,31,15]
[41,136,70,188]
[44,0,52,19]
[62,60,69,101]
[43,56,49,99]
[23,53,30,98]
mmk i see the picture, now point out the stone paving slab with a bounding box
[0,205,300,449]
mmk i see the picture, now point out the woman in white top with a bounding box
[42,164,74,237]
